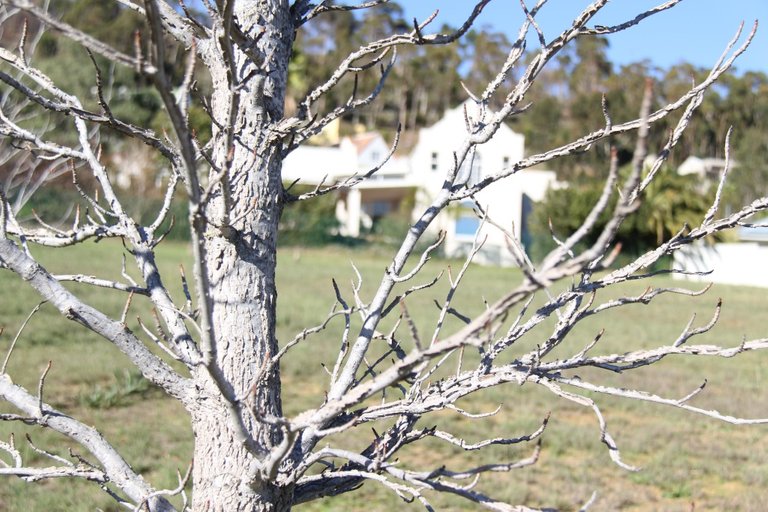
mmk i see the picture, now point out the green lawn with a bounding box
[1,241,767,511]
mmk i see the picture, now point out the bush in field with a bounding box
[533,167,714,258]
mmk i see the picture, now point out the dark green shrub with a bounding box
[279,185,340,246]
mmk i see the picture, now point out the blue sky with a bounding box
[398,0,767,74]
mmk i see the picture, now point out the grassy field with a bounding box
[0,241,767,511]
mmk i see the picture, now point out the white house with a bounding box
[282,102,556,266]
[671,157,768,287]
[677,156,732,180]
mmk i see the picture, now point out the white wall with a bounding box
[673,242,768,288]
[409,102,553,266]
[280,103,556,267]
[409,103,525,194]
[281,145,358,184]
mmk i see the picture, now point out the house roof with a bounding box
[392,130,419,156]
[347,132,380,155]
[417,100,524,149]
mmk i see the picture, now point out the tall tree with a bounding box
[461,26,513,104]
[0,2,766,511]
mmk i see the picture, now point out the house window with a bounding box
[503,155,510,167]
[370,150,380,162]
[455,215,480,237]
[430,152,439,171]
[455,201,480,237]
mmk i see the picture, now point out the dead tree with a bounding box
[0,1,766,511]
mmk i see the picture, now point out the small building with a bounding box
[677,156,732,180]
[671,157,767,287]
[673,216,768,288]
[282,102,556,266]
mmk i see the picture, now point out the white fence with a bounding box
[673,242,768,288]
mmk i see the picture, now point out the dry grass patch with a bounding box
[1,242,767,510]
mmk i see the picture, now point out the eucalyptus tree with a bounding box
[0,1,766,511]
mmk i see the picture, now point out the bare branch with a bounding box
[702,127,734,225]
[295,1,492,130]
[297,0,393,26]
[285,126,402,200]
[409,413,549,451]
[1,300,45,374]
[52,274,149,295]
[0,374,176,510]
[4,0,154,72]
[549,371,768,425]
[579,0,684,36]
[0,238,191,400]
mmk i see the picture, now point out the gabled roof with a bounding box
[417,100,523,145]
[347,132,380,155]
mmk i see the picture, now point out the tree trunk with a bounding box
[189,2,294,510]
[191,159,287,510]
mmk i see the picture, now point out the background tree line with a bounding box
[289,4,767,191]
[2,0,766,252]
